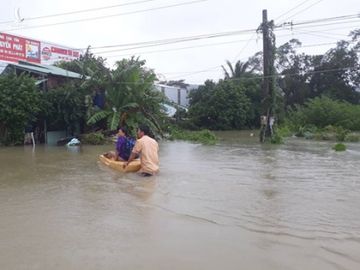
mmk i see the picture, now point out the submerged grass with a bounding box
[168,128,217,145]
[333,143,346,152]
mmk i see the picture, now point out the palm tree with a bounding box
[221,60,253,79]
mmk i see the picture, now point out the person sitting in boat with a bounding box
[104,127,136,161]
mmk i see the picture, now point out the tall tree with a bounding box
[276,39,313,107]
[56,47,111,91]
[309,34,360,104]
[188,80,250,130]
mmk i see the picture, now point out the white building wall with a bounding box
[155,83,197,108]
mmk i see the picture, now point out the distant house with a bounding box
[155,83,198,108]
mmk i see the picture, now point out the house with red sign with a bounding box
[0,32,84,144]
[0,32,84,89]
[0,31,83,86]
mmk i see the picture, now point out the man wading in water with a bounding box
[124,125,159,177]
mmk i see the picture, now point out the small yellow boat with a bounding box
[99,155,141,173]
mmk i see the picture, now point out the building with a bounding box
[155,83,198,108]
[1,60,82,90]
[0,32,84,145]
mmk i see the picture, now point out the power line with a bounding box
[279,0,325,23]
[290,29,349,40]
[300,41,340,48]
[230,33,258,63]
[109,39,357,61]
[133,64,358,84]
[0,0,208,32]
[165,58,252,80]
[277,26,357,39]
[275,0,313,21]
[282,21,360,33]
[167,65,359,82]
[102,38,260,58]
[281,13,359,27]
[90,29,257,53]
[95,24,358,55]
[0,0,162,25]
[89,14,358,53]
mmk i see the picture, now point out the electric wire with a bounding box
[89,29,257,53]
[0,0,208,32]
[0,0,162,25]
[279,23,360,35]
[87,14,358,53]
[281,13,359,27]
[290,29,350,40]
[275,0,313,21]
[102,37,260,58]
[105,40,353,59]
[165,65,358,82]
[279,0,325,23]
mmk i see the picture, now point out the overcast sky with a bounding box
[0,0,359,84]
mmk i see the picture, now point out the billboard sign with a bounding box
[41,42,81,65]
[0,32,81,65]
[0,32,40,63]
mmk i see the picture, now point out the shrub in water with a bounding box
[169,128,217,145]
[82,132,106,145]
[270,132,283,144]
[333,143,346,152]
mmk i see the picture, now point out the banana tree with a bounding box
[87,57,166,135]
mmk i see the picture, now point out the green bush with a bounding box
[270,132,283,144]
[168,128,217,145]
[44,83,85,134]
[277,126,292,137]
[81,132,106,145]
[286,96,360,131]
[0,74,43,145]
[293,124,317,137]
[333,143,346,151]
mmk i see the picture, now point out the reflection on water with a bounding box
[1,131,360,270]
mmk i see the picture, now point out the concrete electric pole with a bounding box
[260,9,276,143]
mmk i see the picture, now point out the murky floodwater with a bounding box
[1,131,360,270]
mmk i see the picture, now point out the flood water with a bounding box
[1,131,360,270]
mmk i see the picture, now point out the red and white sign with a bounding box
[0,32,40,63]
[41,42,81,65]
[0,32,81,65]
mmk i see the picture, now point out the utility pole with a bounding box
[260,9,276,143]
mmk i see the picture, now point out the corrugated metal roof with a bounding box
[4,61,83,79]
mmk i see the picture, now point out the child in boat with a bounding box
[104,127,136,161]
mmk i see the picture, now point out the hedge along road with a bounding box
[0,131,360,270]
